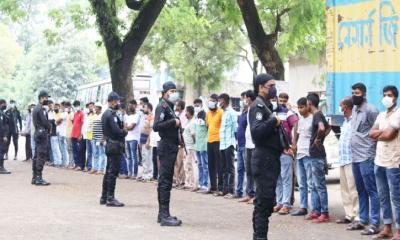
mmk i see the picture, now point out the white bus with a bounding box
[77,74,160,105]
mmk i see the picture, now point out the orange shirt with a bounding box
[206,108,223,143]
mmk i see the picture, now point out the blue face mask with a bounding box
[268,86,277,99]
[168,92,179,103]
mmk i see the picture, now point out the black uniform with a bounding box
[153,98,181,224]
[249,96,284,240]
[0,108,10,173]
[5,108,22,159]
[100,107,127,204]
[32,103,51,183]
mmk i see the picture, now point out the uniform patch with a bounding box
[160,112,165,121]
[114,117,118,122]
[256,112,263,120]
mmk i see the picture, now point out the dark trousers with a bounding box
[101,153,121,199]
[252,148,280,239]
[79,139,86,169]
[157,140,178,206]
[32,136,48,175]
[6,132,18,157]
[25,135,32,160]
[220,145,235,194]
[246,148,255,198]
[207,141,222,192]
[120,154,128,175]
[152,147,159,179]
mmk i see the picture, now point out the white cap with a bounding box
[95,102,102,107]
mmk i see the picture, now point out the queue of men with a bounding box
[1,77,400,239]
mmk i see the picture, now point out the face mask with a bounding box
[1,105,6,111]
[271,102,278,111]
[55,109,59,113]
[66,108,71,113]
[382,96,395,109]
[42,100,49,106]
[43,106,49,112]
[218,102,223,108]
[10,104,15,108]
[208,101,217,110]
[194,106,202,113]
[168,92,179,103]
[240,101,244,109]
[268,86,277,99]
[352,95,363,106]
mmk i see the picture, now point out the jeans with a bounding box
[120,153,128,175]
[245,148,255,198]
[352,160,380,225]
[220,145,235,194]
[276,154,293,208]
[296,156,316,209]
[387,168,400,229]
[196,151,209,188]
[310,157,329,214]
[58,136,69,167]
[93,139,106,172]
[50,136,62,166]
[86,139,93,170]
[236,146,246,197]
[71,138,82,168]
[126,140,139,177]
[31,134,36,160]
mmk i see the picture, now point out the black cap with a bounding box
[38,90,50,99]
[108,91,121,102]
[255,74,274,87]
[162,81,177,93]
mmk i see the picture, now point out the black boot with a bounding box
[253,234,267,240]
[31,169,37,184]
[100,175,107,205]
[105,172,124,207]
[157,205,178,223]
[159,204,182,226]
[0,159,11,174]
[34,171,50,186]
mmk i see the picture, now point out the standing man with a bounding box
[153,81,183,226]
[174,100,187,189]
[182,106,198,191]
[48,102,62,167]
[336,97,359,225]
[5,100,22,160]
[100,92,127,207]
[83,102,95,172]
[206,94,223,194]
[92,102,105,174]
[236,92,248,199]
[22,104,35,162]
[71,100,84,171]
[249,74,284,240]
[0,99,11,174]
[347,83,380,235]
[125,99,141,179]
[218,93,238,198]
[57,102,69,168]
[194,98,209,193]
[141,103,154,182]
[32,90,51,185]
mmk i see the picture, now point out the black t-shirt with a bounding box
[309,111,329,158]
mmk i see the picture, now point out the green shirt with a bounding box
[195,117,208,152]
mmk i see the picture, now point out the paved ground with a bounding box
[0,157,379,240]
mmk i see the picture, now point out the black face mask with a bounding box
[55,109,59,113]
[1,105,6,111]
[352,95,364,106]
[268,86,277,99]
[42,100,49,106]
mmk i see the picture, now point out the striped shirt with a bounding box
[92,113,103,140]
[219,107,238,150]
[339,116,352,166]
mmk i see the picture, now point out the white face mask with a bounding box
[208,101,216,110]
[382,96,395,109]
[194,106,202,113]
[168,92,179,103]
[43,106,49,112]
[271,102,278,111]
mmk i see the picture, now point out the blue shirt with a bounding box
[339,116,352,166]
[219,107,238,150]
[237,111,247,147]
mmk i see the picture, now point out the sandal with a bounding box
[372,232,393,240]
[361,225,380,235]
[347,221,365,231]
[336,218,352,224]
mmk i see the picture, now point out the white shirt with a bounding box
[245,110,255,149]
[125,113,141,141]
[178,111,188,129]
[57,112,68,137]
[149,130,160,147]
[296,114,313,159]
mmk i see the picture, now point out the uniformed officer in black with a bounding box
[99,92,128,207]
[153,81,183,227]
[32,90,51,186]
[0,99,11,174]
[249,74,284,240]
[5,100,22,161]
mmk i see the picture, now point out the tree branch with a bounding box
[126,0,144,10]
[273,8,291,36]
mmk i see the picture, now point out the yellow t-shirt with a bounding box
[206,108,223,143]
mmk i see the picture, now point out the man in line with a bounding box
[369,85,400,239]
[141,103,154,182]
[291,97,314,217]
[347,83,380,235]
[336,97,359,225]
[249,74,284,240]
[206,94,223,194]
[5,100,22,160]
[236,92,248,199]
[71,100,84,171]
[173,100,187,188]
[92,102,105,174]
[22,104,35,162]
[153,81,182,226]
[83,102,95,172]
[0,99,11,174]
[194,98,208,193]
[218,93,238,198]
[183,106,198,191]
[57,102,69,168]
[125,100,141,179]
[31,90,51,185]
[48,102,62,167]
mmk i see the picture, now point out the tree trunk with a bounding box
[237,0,285,80]
[110,54,134,102]
[196,76,203,97]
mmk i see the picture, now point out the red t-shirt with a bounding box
[71,111,84,139]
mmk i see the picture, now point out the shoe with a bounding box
[106,198,124,207]
[291,208,308,216]
[0,167,11,174]
[160,216,182,227]
[305,211,320,220]
[100,197,107,205]
[224,193,236,199]
[312,213,330,223]
[336,217,352,224]
[273,205,283,213]
[157,214,178,223]
[213,191,224,197]
[34,178,51,186]
[278,206,291,215]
